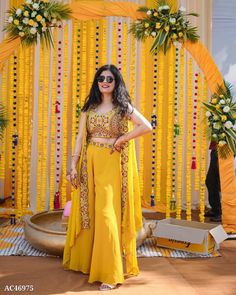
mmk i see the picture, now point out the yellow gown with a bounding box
[63,107,142,284]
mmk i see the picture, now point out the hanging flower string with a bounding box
[75,24,81,135]
[191,72,198,169]
[95,23,99,72]
[150,54,158,207]
[171,46,179,211]
[176,46,185,219]
[5,0,71,47]
[11,55,18,225]
[112,21,117,66]
[130,0,199,54]
[54,29,63,209]
[117,21,122,71]
[203,81,236,158]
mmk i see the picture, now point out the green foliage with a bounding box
[0,104,8,141]
[129,0,199,54]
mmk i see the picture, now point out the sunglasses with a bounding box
[97,75,114,83]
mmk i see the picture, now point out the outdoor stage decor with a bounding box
[0,0,235,233]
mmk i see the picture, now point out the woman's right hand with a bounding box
[67,167,79,189]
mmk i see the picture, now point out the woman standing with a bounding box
[63,64,152,290]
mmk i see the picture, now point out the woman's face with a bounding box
[97,70,115,95]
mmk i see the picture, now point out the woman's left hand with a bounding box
[111,135,127,154]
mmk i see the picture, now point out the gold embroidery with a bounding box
[87,139,114,149]
[80,140,89,229]
[80,109,129,230]
[87,107,125,138]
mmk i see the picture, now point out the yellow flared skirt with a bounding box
[63,143,124,284]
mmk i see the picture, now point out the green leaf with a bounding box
[226,136,236,156]
[0,103,8,141]
[202,102,217,113]
[225,128,236,142]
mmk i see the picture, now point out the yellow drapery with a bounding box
[218,155,236,233]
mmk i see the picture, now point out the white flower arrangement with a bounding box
[203,82,236,158]
[5,0,71,47]
[130,0,199,54]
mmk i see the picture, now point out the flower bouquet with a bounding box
[129,0,199,54]
[5,0,72,47]
[203,82,236,158]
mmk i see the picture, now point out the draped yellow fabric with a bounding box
[0,37,21,71]
[183,40,224,93]
[70,1,144,20]
[63,114,143,279]
[219,155,236,233]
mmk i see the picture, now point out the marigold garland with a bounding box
[185,58,193,220]
[16,46,24,217]
[71,21,80,147]
[111,21,117,66]
[22,47,31,213]
[100,19,107,67]
[80,21,87,107]
[41,44,49,211]
[0,65,7,180]
[88,20,95,89]
[155,50,164,202]
[165,45,175,217]
[129,27,136,101]
[139,41,146,199]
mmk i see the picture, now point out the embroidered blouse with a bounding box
[87,106,128,139]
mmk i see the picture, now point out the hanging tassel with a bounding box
[55,100,61,114]
[76,103,81,118]
[54,191,60,209]
[170,194,176,211]
[150,194,155,206]
[174,123,180,136]
[191,156,196,169]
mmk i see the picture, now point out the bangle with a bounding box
[129,106,134,115]
[72,154,80,158]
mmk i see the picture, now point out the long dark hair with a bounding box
[81,64,132,116]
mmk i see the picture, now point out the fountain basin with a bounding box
[24,210,66,257]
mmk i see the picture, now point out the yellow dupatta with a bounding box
[63,114,143,276]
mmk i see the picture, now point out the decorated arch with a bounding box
[0,0,235,233]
